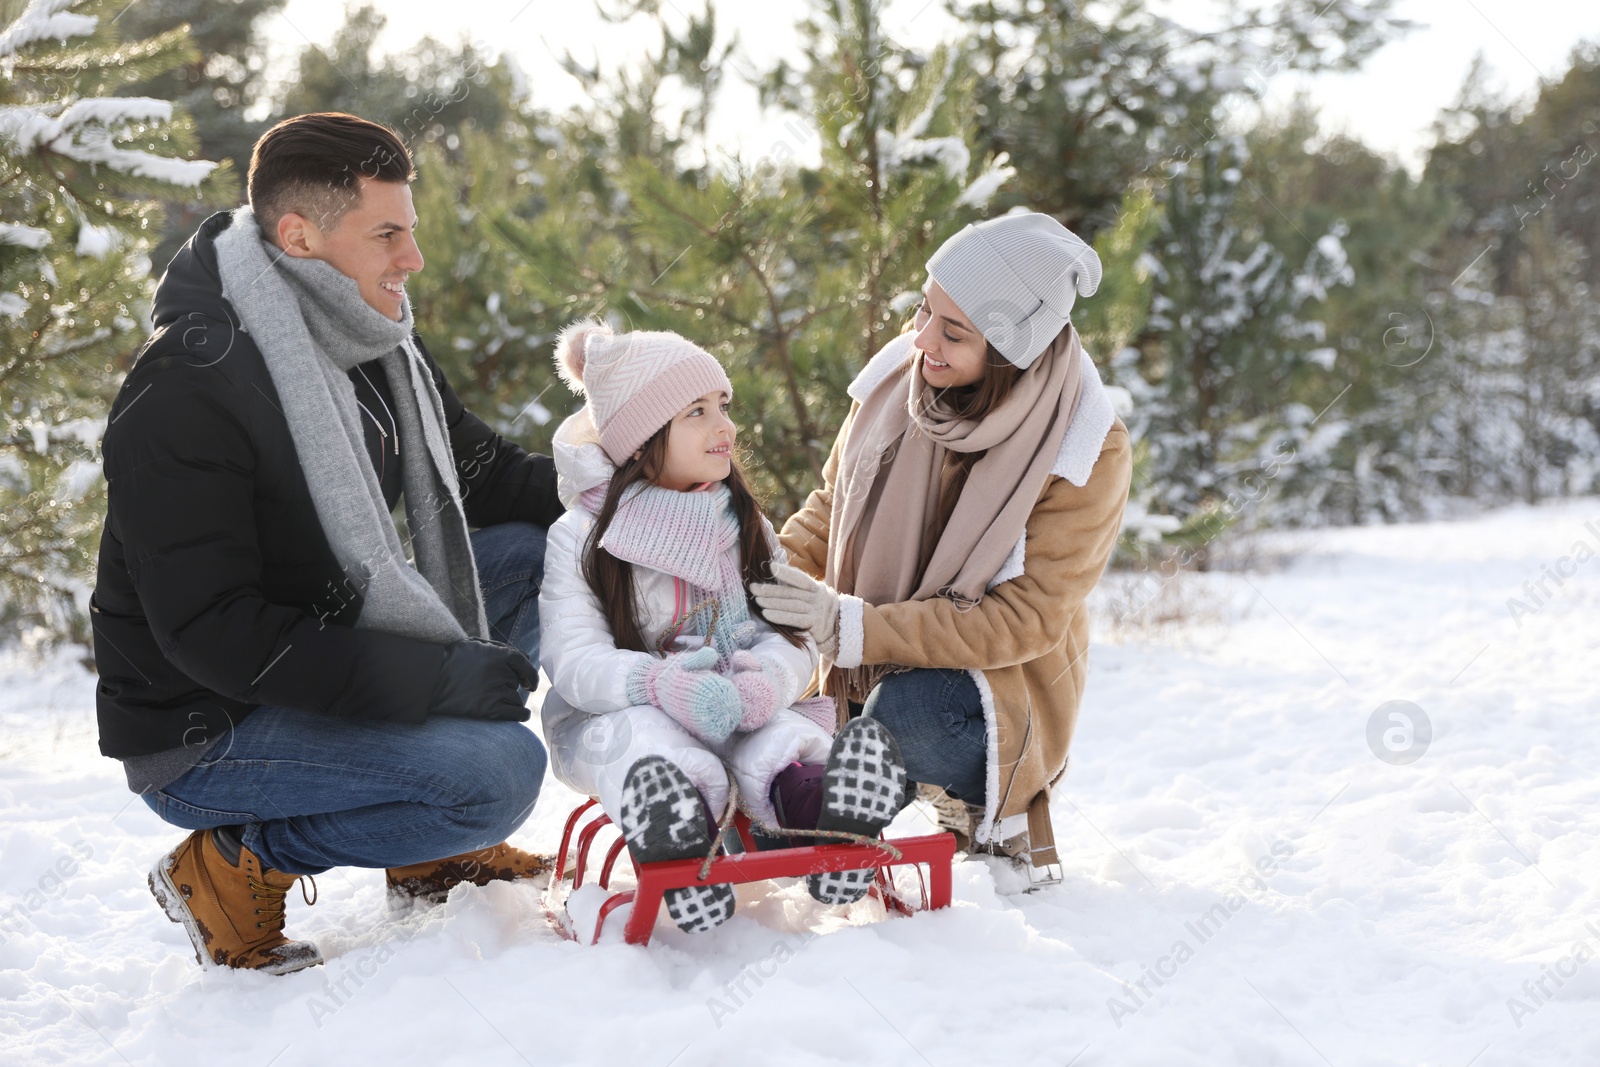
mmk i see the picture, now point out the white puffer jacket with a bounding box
[538,410,829,825]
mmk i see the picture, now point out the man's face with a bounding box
[275,178,424,320]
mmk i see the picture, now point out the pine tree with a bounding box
[1131,137,1352,541]
[1,0,229,645]
[472,0,1024,513]
[1067,185,1182,554]
[116,0,287,270]
[279,4,522,159]
[952,0,1412,235]
[946,0,1409,549]
[1243,102,1451,523]
[272,5,570,457]
[1418,53,1600,508]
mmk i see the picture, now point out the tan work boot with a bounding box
[917,783,976,853]
[384,842,555,908]
[972,828,1065,892]
[148,829,322,975]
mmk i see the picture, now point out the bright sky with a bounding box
[262,0,1600,174]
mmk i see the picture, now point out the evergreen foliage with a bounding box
[116,0,286,269]
[1,0,229,644]
[6,0,1600,646]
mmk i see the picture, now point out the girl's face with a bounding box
[653,390,736,491]
[913,280,988,388]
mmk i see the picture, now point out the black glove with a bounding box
[427,638,539,722]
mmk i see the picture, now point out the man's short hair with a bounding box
[248,113,415,237]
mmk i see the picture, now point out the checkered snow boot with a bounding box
[617,756,736,934]
[808,717,909,905]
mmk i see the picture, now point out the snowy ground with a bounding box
[3,498,1598,1067]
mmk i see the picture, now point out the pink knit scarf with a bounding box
[581,480,748,637]
[582,478,838,734]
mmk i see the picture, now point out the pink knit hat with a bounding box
[553,319,734,465]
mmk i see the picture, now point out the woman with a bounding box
[752,212,1132,888]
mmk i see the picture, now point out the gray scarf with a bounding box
[212,206,487,645]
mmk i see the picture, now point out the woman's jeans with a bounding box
[746,671,986,851]
[859,668,988,805]
[140,522,550,876]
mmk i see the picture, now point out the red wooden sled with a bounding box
[543,798,957,945]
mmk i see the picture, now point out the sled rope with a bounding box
[694,780,903,881]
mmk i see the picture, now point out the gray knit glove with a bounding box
[751,564,839,660]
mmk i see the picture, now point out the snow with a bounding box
[2,499,1598,1065]
[955,152,1016,208]
[0,0,96,60]
[54,98,175,130]
[516,398,552,427]
[1306,345,1338,369]
[0,107,57,152]
[871,62,973,186]
[73,223,115,259]
[45,129,215,189]
[1119,498,1183,542]
[0,223,51,250]
[0,292,28,318]
[0,98,216,189]
[888,290,922,315]
[17,417,105,459]
[875,129,971,182]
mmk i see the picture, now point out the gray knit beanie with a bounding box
[925,211,1103,369]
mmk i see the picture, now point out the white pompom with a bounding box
[553,319,611,394]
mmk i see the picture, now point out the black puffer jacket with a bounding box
[92,212,563,758]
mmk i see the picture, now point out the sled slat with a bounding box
[551,804,957,946]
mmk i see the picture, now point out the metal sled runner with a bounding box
[543,799,957,945]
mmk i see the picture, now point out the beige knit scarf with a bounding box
[826,326,1084,695]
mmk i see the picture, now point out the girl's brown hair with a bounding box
[581,424,806,653]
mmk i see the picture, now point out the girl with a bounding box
[538,321,908,934]
[754,212,1133,889]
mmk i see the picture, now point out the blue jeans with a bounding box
[472,520,547,665]
[141,521,551,875]
[860,668,987,804]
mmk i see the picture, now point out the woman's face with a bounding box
[913,280,988,388]
[653,390,736,491]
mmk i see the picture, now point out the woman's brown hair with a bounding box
[901,313,1027,425]
[581,424,806,653]
[905,322,1038,551]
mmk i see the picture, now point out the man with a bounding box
[92,113,562,975]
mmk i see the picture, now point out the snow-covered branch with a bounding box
[0,98,217,187]
[876,129,970,182]
[0,0,96,61]
[957,152,1016,208]
[0,223,52,249]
